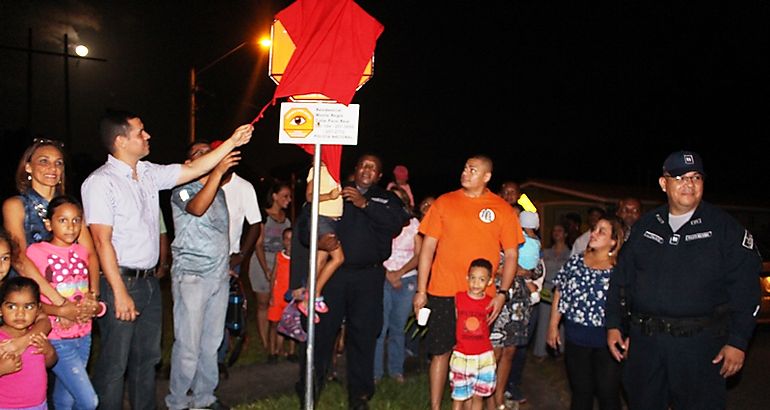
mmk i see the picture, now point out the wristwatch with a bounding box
[497,288,510,302]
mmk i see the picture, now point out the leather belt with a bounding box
[119,266,156,279]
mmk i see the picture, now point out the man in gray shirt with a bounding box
[81,110,252,409]
[166,141,238,410]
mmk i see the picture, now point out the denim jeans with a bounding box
[374,275,417,379]
[93,275,162,410]
[50,335,98,410]
[165,274,229,410]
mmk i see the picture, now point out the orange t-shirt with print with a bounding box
[420,189,523,297]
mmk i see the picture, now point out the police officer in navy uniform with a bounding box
[293,154,409,410]
[606,150,761,410]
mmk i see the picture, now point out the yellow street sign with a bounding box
[268,19,374,101]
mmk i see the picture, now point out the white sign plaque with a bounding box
[278,102,359,145]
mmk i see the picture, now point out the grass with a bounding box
[235,373,454,410]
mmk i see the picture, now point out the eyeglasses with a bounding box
[32,138,65,149]
[664,174,703,184]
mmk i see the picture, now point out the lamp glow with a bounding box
[74,45,89,57]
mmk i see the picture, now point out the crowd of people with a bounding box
[0,110,762,410]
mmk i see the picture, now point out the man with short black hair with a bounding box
[295,154,408,410]
[82,111,252,409]
[606,150,761,409]
[616,196,642,241]
[413,155,523,410]
[165,141,239,410]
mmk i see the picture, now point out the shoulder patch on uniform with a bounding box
[178,189,190,202]
[370,197,388,204]
[643,230,664,244]
[742,230,755,250]
[655,214,665,224]
[685,231,712,242]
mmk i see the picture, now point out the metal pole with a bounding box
[305,144,321,410]
[189,68,196,143]
[27,28,32,130]
[64,33,70,145]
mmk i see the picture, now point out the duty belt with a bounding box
[630,312,726,338]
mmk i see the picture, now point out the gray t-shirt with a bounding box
[170,180,230,279]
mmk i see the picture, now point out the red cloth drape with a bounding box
[252,0,383,183]
[275,0,384,105]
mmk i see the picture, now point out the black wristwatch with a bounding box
[497,288,510,302]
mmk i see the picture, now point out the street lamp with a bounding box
[74,45,89,57]
[1,31,106,145]
[189,38,270,142]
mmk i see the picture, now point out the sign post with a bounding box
[267,10,378,406]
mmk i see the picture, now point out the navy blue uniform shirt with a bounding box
[606,201,762,351]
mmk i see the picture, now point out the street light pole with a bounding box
[188,41,247,143]
[64,33,71,145]
[2,31,106,144]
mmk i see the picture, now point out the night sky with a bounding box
[1,0,769,205]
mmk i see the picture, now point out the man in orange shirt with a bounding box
[413,155,523,410]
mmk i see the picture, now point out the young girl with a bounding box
[266,228,296,363]
[25,196,102,410]
[0,277,57,409]
[0,230,52,378]
[302,161,345,318]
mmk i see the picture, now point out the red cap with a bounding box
[210,140,225,149]
[393,165,409,180]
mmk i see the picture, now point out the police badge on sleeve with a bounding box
[742,229,755,250]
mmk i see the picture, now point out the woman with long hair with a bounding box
[2,139,100,322]
[249,181,292,353]
[547,217,625,410]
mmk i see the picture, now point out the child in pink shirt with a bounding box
[25,196,103,409]
[0,277,57,409]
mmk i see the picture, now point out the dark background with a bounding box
[1,0,769,206]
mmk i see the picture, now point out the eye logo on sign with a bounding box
[479,208,496,223]
[283,108,314,138]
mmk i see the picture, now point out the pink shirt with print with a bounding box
[26,242,92,339]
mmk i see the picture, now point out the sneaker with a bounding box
[314,297,329,313]
[286,353,299,363]
[191,400,229,410]
[507,385,527,404]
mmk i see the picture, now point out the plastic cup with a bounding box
[417,307,431,326]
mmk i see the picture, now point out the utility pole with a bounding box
[64,34,71,145]
[188,41,248,143]
[1,31,106,144]
[189,68,197,142]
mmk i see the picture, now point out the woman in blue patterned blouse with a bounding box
[547,217,625,410]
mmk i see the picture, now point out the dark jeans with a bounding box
[298,265,384,405]
[507,306,539,393]
[93,275,162,410]
[564,341,622,410]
